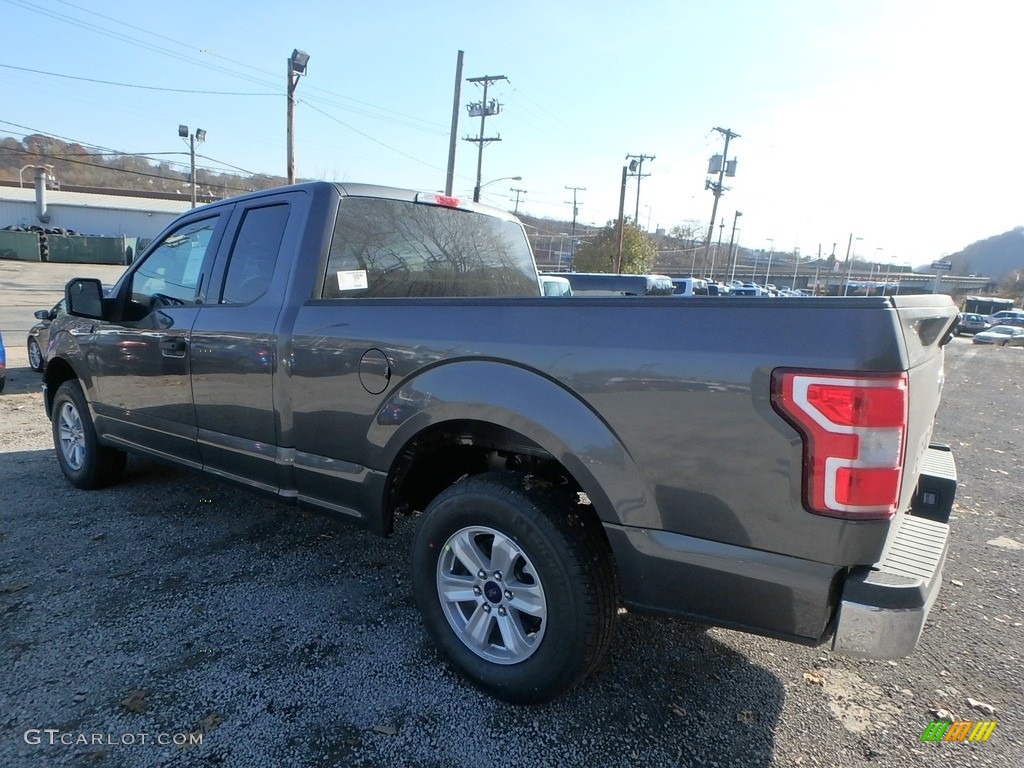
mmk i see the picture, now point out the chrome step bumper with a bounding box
[832,513,950,658]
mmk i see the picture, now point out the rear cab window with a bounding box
[322,197,539,299]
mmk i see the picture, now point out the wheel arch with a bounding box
[43,356,81,417]
[369,360,652,535]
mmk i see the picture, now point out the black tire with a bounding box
[412,472,618,704]
[28,338,44,372]
[51,380,127,489]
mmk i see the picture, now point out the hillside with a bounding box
[0,133,285,199]
[947,227,1024,283]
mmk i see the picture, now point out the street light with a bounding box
[178,124,205,208]
[287,48,310,185]
[476,176,521,199]
[479,175,521,187]
[843,235,863,296]
[764,238,775,285]
[727,210,743,282]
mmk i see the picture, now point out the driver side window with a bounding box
[130,216,219,310]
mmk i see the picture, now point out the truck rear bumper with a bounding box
[832,513,951,659]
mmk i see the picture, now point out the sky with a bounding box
[1,0,1021,267]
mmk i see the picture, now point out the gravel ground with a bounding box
[1,267,1021,767]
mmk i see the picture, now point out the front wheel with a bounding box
[51,380,127,489]
[412,472,618,704]
[28,338,44,371]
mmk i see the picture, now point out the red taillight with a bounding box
[771,370,908,520]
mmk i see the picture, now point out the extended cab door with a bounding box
[87,212,227,465]
[190,191,305,491]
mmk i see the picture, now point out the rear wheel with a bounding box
[412,472,617,704]
[27,338,43,371]
[51,380,127,489]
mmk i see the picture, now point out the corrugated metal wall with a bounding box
[0,200,178,239]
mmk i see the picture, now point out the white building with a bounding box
[0,184,191,240]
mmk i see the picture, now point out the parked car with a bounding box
[707,282,731,296]
[539,275,573,297]
[986,309,1024,326]
[730,283,763,297]
[972,325,1024,346]
[27,286,111,372]
[556,272,675,296]
[27,298,66,372]
[0,329,6,392]
[671,277,709,296]
[954,312,990,336]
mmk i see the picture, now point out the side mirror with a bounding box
[34,309,50,320]
[65,278,106,320]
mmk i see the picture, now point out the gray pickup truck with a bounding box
[45,181,958,704]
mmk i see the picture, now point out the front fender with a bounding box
[367,359,651,527]
[43,324,97,415]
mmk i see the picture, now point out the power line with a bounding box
[301,101,446,173]
[2,146,257,193]
[0,121,255,177]
[52,0,448,133]
[0,63,278,95]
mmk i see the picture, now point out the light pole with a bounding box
[178,124,206,208]
[792,246,800,290]
[710,218,725,280]
[871,247,883,295]
[287,48,310,185]
[843,235,863,296]
[727,210,743,282]
[763,238,775,286]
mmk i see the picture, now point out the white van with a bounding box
[540,275,573,297]
[671,277,710,297]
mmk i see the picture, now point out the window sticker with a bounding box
[336,270,369,291]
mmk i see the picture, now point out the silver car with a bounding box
[27,299,65,372]
[972,325,1024,347]
[955,312,989,336]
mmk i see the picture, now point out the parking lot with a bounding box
[1,264,1021,767]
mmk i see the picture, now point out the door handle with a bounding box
[160,338,188,356]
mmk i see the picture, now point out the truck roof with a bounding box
[193,181,522,224]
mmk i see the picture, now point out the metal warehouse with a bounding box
[0,183,190,241]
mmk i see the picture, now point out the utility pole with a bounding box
[565,185,585,269]
[703,127,740,265]
[178,124,205,208]
[286,49,310,185]
[626,153,654,226]
[445,50,464,196]
[615,166,628,273]
[464,74,507,202]
[510,187,527,215]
